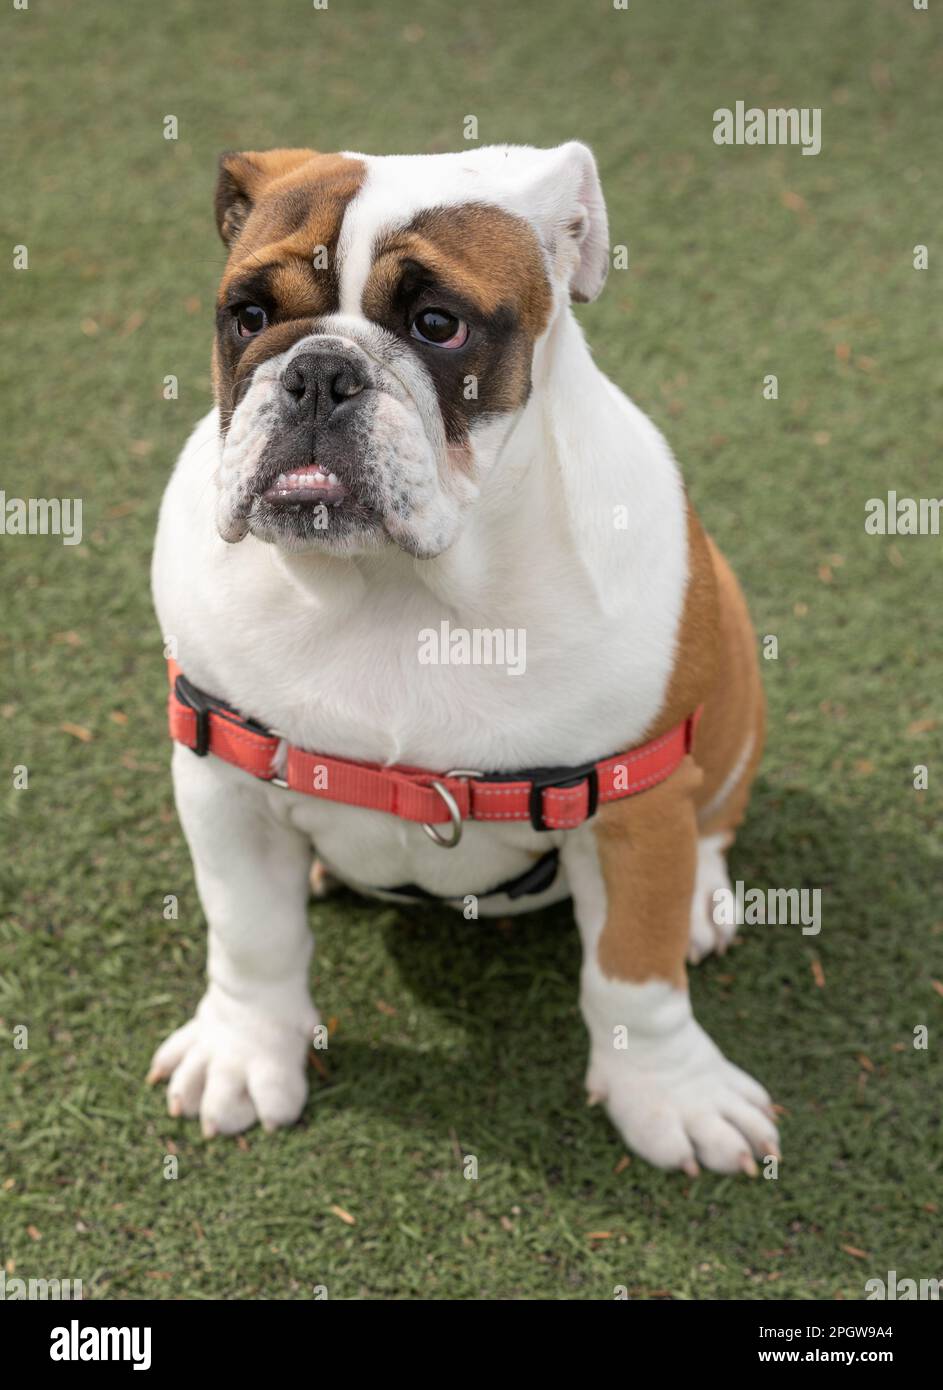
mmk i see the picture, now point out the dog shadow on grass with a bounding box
[316,778,937,1175]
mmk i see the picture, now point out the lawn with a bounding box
[1,0,940,1300]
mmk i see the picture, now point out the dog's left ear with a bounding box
[519,142,609,303]
[215,148,318,245]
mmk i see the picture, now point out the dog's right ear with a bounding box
[214,148,318,245]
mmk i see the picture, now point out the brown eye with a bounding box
[410,308,468,348]
[234,304,268,338]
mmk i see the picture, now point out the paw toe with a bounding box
[248,1057,308,1131]
[167,1046,208,1118]
[201,1062,258,1136]
[147,1018,198,1084]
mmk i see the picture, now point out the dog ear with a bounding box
[214,148,318,245]
[516,142,610,303]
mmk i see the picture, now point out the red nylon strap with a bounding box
[167,659,281,779]
[167,660,700,830]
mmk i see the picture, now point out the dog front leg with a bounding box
[562,756,779,1175]
[147,745,318,1136]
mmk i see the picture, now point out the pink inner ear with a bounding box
[524,142,609,304]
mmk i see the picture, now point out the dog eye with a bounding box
[410,308,468,349]
[233,304,268,338]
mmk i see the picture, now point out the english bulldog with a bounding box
[149,142,777,1175]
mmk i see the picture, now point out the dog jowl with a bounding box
[150,142,777,1177]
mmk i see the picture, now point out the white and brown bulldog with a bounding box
[150,142,776,1175]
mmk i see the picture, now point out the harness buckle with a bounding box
[528,762,599,832]
[174,674,213,757]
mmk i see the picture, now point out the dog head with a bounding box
[211,143,609,556]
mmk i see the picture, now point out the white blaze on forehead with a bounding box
[335,144,575,316]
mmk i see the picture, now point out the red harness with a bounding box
[166,659,700,846]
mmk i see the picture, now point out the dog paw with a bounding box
[146,987,318,1137]
[688,832,739,964]
[587,1024,779,1175]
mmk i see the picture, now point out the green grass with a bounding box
[1,0,940,1300]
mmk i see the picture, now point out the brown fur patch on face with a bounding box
[217,319,318,427]
[216,150,364,272]
[213,150,365,426]
[361,203,553,443]
[216,148,322,244]
[366,204,553,331]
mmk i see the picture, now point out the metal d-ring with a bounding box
[421,769,482,849]
[269,730,290,790]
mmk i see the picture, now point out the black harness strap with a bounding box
[380,848,560,905]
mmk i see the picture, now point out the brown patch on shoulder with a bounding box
[593,755,703,988]
[645,499,765,837]
[694,540,766,837]
[211,149,366,422]
[592,508,765,989]
[645,500,720,739]
[361,203,553,442]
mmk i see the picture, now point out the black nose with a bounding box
[280,352,366,424]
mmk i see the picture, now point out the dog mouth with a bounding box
[261,463,348,508]
[242,451,385,550]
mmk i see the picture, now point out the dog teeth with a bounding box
[269,468,343,494]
